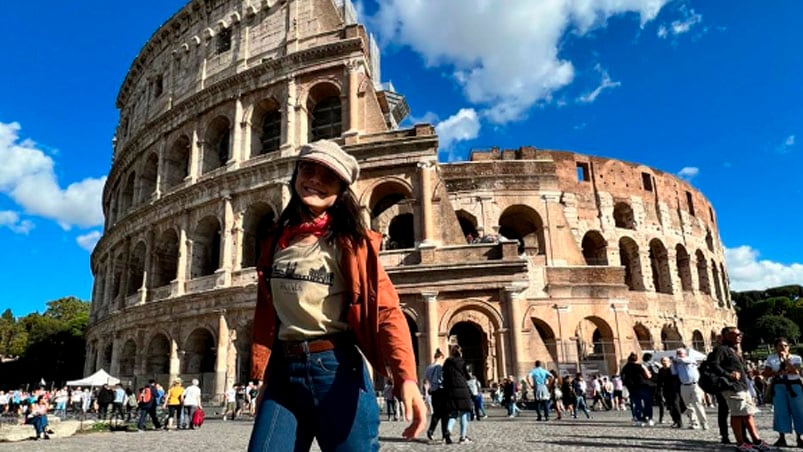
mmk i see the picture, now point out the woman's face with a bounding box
[294,161,342,217]
[776,340,789,353]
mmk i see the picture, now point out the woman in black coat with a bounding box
[441,345,474,444]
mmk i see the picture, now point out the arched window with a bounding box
[705,229,714,252]
[498,205,545,255]
[126,241,147,296]
[581,231,608,265]
[152,229,179,288]
[241,204,275,268]
[712,259,723,303]
[456,210,479,243]
[165,135,190,189]
[139,152,158,204]
[191,216,222,278]
[649,239,673,294]
[260,110,281,154]
[619,237,645,291]
[613,202,635,229]
[696,250,710,295]
[311,96,342,141]
[203,117,231,173]
[387,214,415,249]
[675,244,693,292]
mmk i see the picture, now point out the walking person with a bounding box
[137,379,161,431]
[162,378,184,430]
[503,376,521,417]
[466,372,486,421]
[383,381,398,421]
[526,360,553,421]
[550,370,565,420]
[622,352,653,426]
[425,349,448,441]
[763,337,803,448]
[111,383,126,422]
[710,327,770,452]
[657,355,683,428]
[247,140,426,452]
[572,373,591,419]
[672,348,707,430]
[442,345,474,444]
[181,378,202,430]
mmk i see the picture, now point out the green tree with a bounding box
[754,315,800,347]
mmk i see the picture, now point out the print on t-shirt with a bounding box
[271,261,335,286]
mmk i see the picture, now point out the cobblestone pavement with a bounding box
[0,406,787,451]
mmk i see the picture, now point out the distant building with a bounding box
[86,0,735,398]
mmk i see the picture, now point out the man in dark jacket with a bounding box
[710,327,770,451]
[96,384,115,420]
[137,379,161,431]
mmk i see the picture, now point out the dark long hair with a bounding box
[275,163,367,247]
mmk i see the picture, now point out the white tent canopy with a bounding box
[643,348,707,362]
[66,369,120,387]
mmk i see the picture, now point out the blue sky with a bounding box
[1,0,801,317]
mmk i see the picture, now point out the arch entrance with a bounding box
[661,325,684,351]
[692,330,705,352]
[529,318,558,370]
[633,323,653,351]
[574,317,616,375]
[449,321,488,387]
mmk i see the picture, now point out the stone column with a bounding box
[641,250,655,292]
[496,329,508,379]
[215,311,230,402]
[176,220,189,296]
[504,285,528,379]
[281,78,297,152]
[139,229,154,305]
[417,160,436,246]
[423,291,440,361]
[84,342,94,376]
[540,192,561,265]
[95,340,104,372]
[189,128,200,183]
[344,60,360,142]
[169,338,180,382]
[231,97,245,166]
[154,138,165,200]
[109,336,121,376]
[218,196,234,286]
[610,300,628,370]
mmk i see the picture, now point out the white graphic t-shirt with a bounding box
[270,238,348,340]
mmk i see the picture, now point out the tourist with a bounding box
[657,355,683,427]
[70,387,83,415]
[96,383,114,420]
[424,349,447,440]
[111,383,126,421]
[502,376,520,417]
[526,360,553,421]
[26,394,50,440]
[383,381,398,421]
[163,378,184,430]
[247,140,426,451]
[466,372,486,420]
[611,374,625,410]
[622,352,653,425]
[181,378,202,429]
[550,370,565,420]
[137,379,161,431]
[710,327,770,451]
[572,373,591,419]
[442,344,473,444]
[672,348,706,430]
[762,337,803,448]
[223,384,237,421]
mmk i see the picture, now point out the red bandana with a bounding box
[277,213,332,249]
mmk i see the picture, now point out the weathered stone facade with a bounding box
[86,0,735,399]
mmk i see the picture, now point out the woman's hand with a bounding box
[399,380,427,440]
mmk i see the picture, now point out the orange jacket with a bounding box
[250,231,418,391]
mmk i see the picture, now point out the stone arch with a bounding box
[307,82,342,141]
[202,115,231,173]
[574,316,616,375]
[692,330,705,352]
[369,180,415,249]
[613,202,635,229]
[250,97,282,157]
[498,204,545,255]
[529,318,558,369]
[720,263,731,307]
[241,202,276,268]
[440,300,504,335]
[675,244,693,292]
[164,134,190,189]
[119,172,136,215]
[455,210,478,243]
[705,229,714,252]
[126,241,147,296]
[111,250,126,303]
[660,325,684,351]
[101,343,113,370]
[581,230,608,265]
[403,311,420,367]
[139,152,158,204]
[449,321,489,386]
[182,327,216,374]
[191,215,222,278]
[619,237,645,291]
[695,250,711,295]
[118,339,137,376]
[152,228,179,288]
[712,259,723,304]
[633,322,653,350]
[145,333,171,375]
[649,238,672,294]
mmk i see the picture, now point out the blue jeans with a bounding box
[447,411,470,439]
[471,394,486,419]
[535,398,551,420]
[772,382,803,434]
[248,346,379,452]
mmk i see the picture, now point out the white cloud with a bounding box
[435,108,481,152]
[0,122,106,230]
[76,230,102,252]
[0,210,34,234]
[577,64,621,103]
[786,135,796,146]
[372,0,670,124]
[677,166,699,180]
[725,245,803,292]
[657,6,703,39]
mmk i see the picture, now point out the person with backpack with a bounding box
[762,336,803,448]
[710,327,770,452]
[137,379,161,431]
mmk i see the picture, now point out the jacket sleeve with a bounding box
[250,236,278,381]
[371,237,418,389]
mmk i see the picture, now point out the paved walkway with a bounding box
[0,405,785,451]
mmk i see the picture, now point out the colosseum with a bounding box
[86,0,736,398]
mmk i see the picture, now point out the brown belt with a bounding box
[280,337,344,358]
